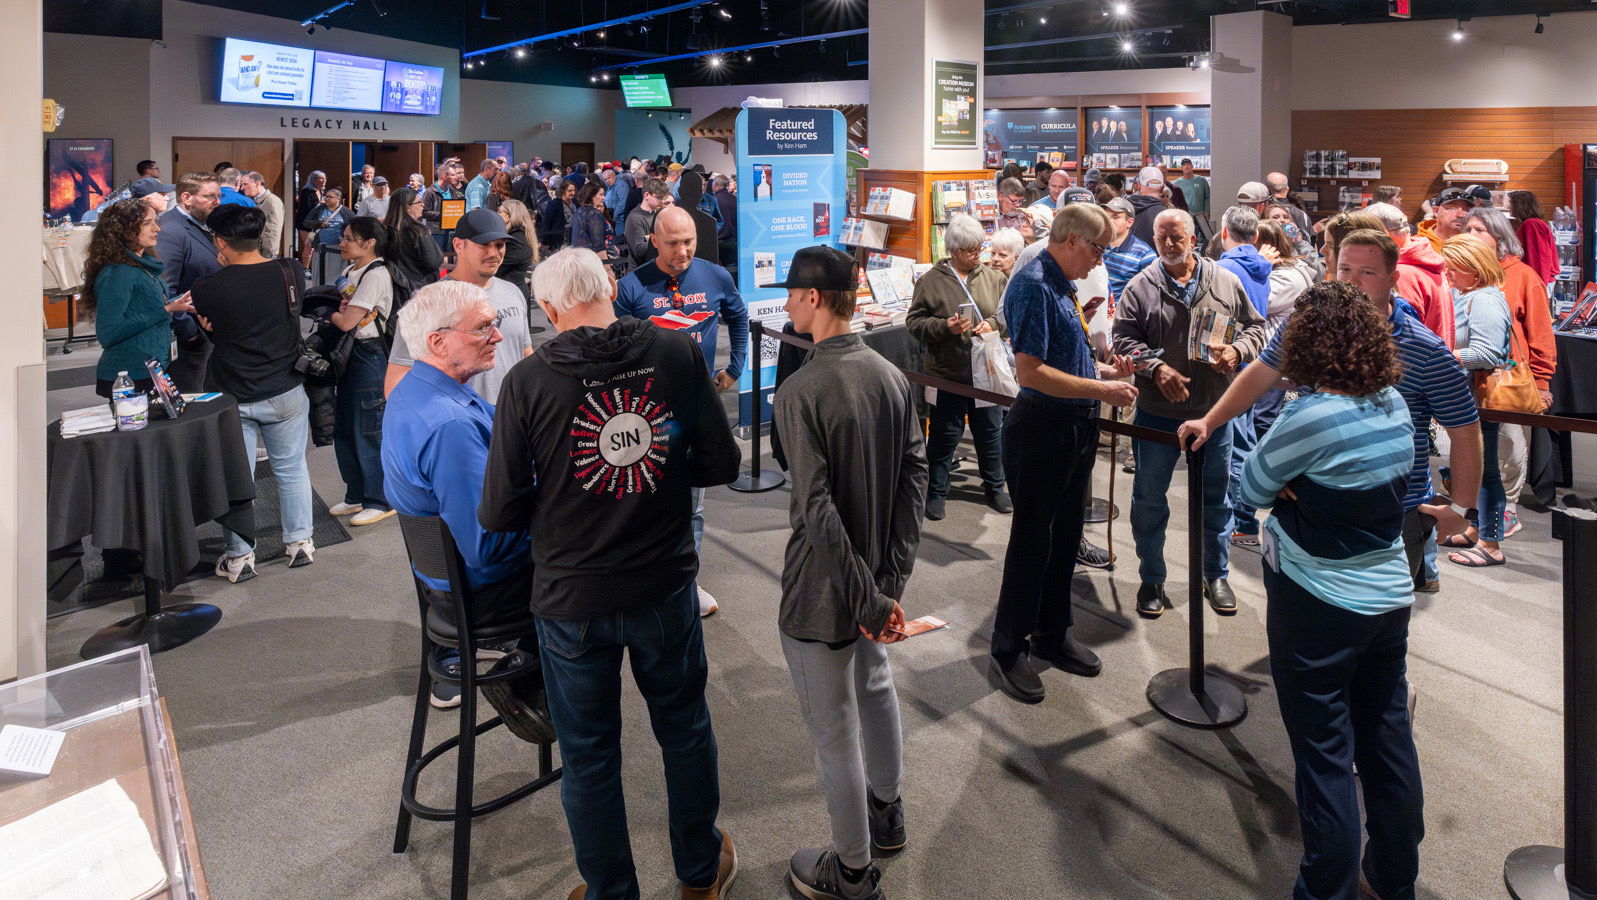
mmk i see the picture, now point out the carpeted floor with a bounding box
[37,330,1580,899]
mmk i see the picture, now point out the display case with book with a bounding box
[0,646,207,899]
[856,168,993,263]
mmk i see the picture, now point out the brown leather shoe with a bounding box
[567,886,586,900]
[681,829,737,899]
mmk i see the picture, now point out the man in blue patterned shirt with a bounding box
[990,203,1138,705]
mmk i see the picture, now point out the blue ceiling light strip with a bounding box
[463,0,722,58]
[300,1,357,27]
[593,27,869,71]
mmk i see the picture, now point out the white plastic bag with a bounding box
[970,331,1019,408]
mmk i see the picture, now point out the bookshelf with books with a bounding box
[856,168,993,264]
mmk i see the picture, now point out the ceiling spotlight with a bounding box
[306,24,316,34]
[638,24,649,34]
[1120,38,1135,53]
[602,71,611,81]
[589,74,597,82]
[1039,16,1047,24]
[1452,19,1465,41]
[514,47,526,58]
[744,52,753,62]
[597,30,606,38]
[1535,15,1545,34]
[708,55,723,67]
[718,7,732,19]
[1113,2,1129,16]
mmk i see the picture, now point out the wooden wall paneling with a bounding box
[1291,107,1597,221]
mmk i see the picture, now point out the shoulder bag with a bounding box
[1470,303,1546,414]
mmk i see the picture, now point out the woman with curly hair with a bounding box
[81,198,194,397]
[1239,279,1424,900]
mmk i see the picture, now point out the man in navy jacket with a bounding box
[156,172,222,390]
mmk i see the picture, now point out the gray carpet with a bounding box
[40,444,1573,900]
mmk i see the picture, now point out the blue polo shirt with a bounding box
[1103,233,1156,302]
[381,360,531,590]
[614,259,749,379]
[1003,249,1099,408]
[1259,297,1477,511]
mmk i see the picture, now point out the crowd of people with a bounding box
[76,146,1569,900]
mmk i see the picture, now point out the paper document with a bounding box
[890,615,949,638]
[59,406,116,438]
[1189,308,1238,363]
[0,725,65,777]
[0,778,169,900]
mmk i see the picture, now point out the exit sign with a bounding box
[1389,0,1411,18]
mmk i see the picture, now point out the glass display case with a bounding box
[0,646,202,899]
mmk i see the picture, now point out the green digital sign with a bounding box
[621,73,673,108]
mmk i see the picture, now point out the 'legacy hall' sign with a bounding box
[279,116,392,131]
[745,109,835,157]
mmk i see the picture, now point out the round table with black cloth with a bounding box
[771,322,926,470]
[48,396,256,657]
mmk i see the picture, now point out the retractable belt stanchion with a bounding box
[1145,440,1247,729]
[1505,506,1597,900]
[729,319,786,493]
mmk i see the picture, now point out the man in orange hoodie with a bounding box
[1369,202,1452,347]
[1415,187,1474,254]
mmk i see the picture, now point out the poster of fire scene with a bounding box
[47,139,113,222]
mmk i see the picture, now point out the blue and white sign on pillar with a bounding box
[735,106,848,426]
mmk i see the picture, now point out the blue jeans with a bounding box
[926,390,1005,498]
[690,486,705,601]
[1228,405,1259,535]
[225,385,313,556]
[1131,410,1233,583]
[334,339,389,510]
[535,583,723,899]
[1477,419,1506,542]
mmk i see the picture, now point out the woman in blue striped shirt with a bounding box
[1437,235,1512,568]
[1240,281,1423,900]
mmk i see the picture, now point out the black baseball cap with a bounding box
[1463,184,1493,205]
[770,245,857,291]
[130,176,174,198]
[453,207,510,243]
[1433,187,1474,208]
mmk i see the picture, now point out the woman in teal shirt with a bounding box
[1240,281,1421,900]
[81,199,193,397]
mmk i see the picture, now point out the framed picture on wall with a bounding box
[46,138,114,222]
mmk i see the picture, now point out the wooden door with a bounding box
[432,142,488,180]
[370,141,423,192]
[561,142,596,171]
[293,139,353,201]
[171,137,285,197]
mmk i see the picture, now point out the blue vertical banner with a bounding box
[735,107,848,426]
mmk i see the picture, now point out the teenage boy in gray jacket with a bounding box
[1112,207,1265,620]
[773,245,928,900]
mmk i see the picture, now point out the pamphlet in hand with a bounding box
[888,615,949,639]
[1189,308,1238,363]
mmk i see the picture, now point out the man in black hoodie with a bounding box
[480,247,740,900]
[1127,165,1171,247]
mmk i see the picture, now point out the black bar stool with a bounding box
[391,514,561,900]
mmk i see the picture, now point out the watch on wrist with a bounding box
[1449,502,1478,524]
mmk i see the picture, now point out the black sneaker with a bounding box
[789,848,884,900]
[983,486,1013,515]
[479,650,558,744]
[430,651,462,709]
[924,494,946,521]
[1032,634,1102,678]
[867,792,905,853]
[989,655,1045,704]
[1076,538,1113,570]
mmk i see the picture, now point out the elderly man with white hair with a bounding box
[907,213,1012,519]
[1113,207,1265,621]
[479,248,741,900]
[380,279,553,727]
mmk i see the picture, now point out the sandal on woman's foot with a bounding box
[1448,546,1505,568]
[1438,533,1476,549]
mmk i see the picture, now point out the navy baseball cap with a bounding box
[130,176,174,198]
[453,208,510,243]
[770,245,857,291]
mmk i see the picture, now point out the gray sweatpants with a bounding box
[781,632,904,870]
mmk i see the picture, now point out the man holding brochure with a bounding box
[773,245,927,900]
[1112,208,1265,621]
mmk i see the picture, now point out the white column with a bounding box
[868,0,984,171]
[3,1,47,681]
[1210,10,1293,205]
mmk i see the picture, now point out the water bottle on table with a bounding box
[111,371,148,432]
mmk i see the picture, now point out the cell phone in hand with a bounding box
[958,302,980,326]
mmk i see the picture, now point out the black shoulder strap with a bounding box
[276,258,300,318]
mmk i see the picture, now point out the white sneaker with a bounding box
[698,587,718,617]
[215,551,257,584]
[285,538,315,568]
[328,502,364,516]
[350,508,397,526]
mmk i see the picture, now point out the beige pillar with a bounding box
[867,0,985,171]
[1210,10,1293,205]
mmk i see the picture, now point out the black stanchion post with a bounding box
[1505,506,1597,900]
[729,319,785,493]
[1146,442,1247,728]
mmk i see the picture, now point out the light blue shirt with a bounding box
[464,174,491,211]
[1452,285,1511,372]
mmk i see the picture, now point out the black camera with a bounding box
[293,330,335,382]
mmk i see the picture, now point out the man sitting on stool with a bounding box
[380,279,553,744]
[1112,208,1265,620]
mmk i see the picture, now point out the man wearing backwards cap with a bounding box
[1416,186,1477,253]
[130,176,175,214]
[384,208,534,403]
[773,244,926,900]
[1126,165,1169,246]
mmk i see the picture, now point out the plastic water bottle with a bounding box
[111,371,148,432]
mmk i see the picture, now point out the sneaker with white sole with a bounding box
[327,502,364,517]
[698,587,718,617]
[285,538,315,568]
[215,551,257,584]
[350,507,396,526]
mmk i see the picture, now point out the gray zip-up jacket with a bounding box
[1112,255,1266,420]
[773,334,929,643]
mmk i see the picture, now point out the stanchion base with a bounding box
[1146,668,1248,729]
[1505,845,1597,900]
[80,604,222,659]
[1085,497,1118,523]
[728,470,786,493]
